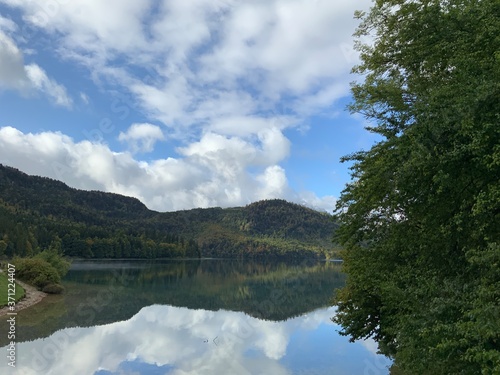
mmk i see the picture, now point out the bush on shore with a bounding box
[35,248,71,278]
[12,248,71,294]
[13,257,60,289]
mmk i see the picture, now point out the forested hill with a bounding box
[0,164,152,222]
[0,164,337,260]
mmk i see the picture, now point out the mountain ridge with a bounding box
[0,164,338,259]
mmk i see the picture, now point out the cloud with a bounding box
[0,31,29,89]
[1,0,369,128]
[256,166,290,200]
[79,92,89,104]
[0,126,336,212]
[0,1,372,212]
[0,30,72,107]
[25,64,73,108]
[0,14,17,33]
[118,123,165,153]
[296,191,337,214]
[0,305,346,375]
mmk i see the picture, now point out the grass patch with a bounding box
[0,271,25,307]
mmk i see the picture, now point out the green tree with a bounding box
[186,239,200,258]
[48,235,63,254]
[35,248,71,279]
[333,1,499,374]
[0,240,6,257]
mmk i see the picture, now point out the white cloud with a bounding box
[0,31,72,107]
[297,191,337,214]
[0,126,336,212]
[0,0,373,212]
[79,92,89,104]
[0,0,370,128]
[25,63,73,108]
[0,14,17,33]
[256,165,290,200]
[118,123,165,153]
[0,31,29,89]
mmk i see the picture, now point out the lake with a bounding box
[0,259,391,374]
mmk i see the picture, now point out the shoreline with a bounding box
[0,279,47,317]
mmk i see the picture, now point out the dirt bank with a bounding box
[0,279,47,316]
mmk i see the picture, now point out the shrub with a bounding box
[35,249,71,278]
[13,257,60,289]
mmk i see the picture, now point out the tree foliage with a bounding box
[35,245,71,279]
[333,0,499,373]
[13,257,61,289]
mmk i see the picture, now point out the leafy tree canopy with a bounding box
[333,0,499,373]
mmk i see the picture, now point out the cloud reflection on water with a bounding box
[1,305,390,375]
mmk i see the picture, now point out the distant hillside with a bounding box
[0,164,152,222]
[0,164,338,260]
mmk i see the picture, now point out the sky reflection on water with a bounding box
[1,260,391,374]
[2,304,390,375]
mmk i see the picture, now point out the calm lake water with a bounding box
[1,259,390,375]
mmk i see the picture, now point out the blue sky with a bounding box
[0,0,378,212]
